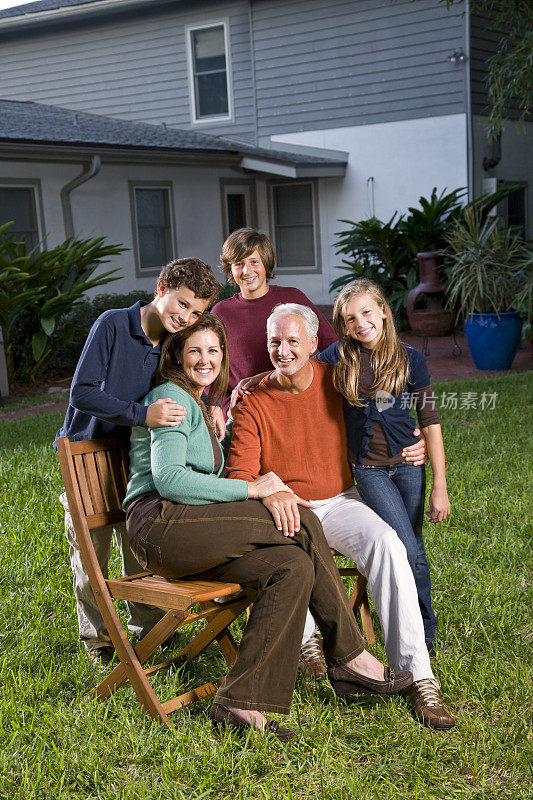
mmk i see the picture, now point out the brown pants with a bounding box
[130,498,364,714]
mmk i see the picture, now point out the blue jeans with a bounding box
[351,462,437,642]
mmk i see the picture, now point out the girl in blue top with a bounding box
[318,278,450,649]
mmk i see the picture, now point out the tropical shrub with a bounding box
[0,223,125,382]
[444,207,533,317]
[45,290,152,374]
[331,186,523,327]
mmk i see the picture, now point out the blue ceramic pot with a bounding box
[464,311,522,370]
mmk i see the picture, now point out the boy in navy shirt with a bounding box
[56,258,220,666]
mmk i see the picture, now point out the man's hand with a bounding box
[261,491,313,537]
[146,398,186,428]
[247,472,293,499]
[230,372,270,413]
[210,404,226,441]
[402,428,427,465]
[426,486,450,523]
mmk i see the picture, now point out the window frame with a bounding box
[129,181,176,278]
[0,178,44,252]
[268,179,321,274]
[186,19,234,125]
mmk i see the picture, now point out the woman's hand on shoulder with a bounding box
[146,398,187,428]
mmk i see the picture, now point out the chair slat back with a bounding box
[59,438,129,530]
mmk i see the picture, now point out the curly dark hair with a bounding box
[219,228,276,284]
[157,258,221,304]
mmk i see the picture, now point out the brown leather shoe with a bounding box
[298,630,327,680]
[209,703,297,741]
[328,664,413,696]
[403,678,455,729]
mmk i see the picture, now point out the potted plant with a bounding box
[444,208,531,370]
[401,188,466,336]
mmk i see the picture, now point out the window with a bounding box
[220,180,256,238]
[130,184,175,274]
[187,22,232,122]
[270,182,320,272]
[0,185,40,252]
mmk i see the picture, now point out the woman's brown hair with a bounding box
[155,314,229,428]
[219,228,276,283]
[332,279,409,406]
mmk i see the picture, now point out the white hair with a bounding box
[267,303,319,341]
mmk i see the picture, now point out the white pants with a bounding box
[310,486,433,682]
[60,493,164,651]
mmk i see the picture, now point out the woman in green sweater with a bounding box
[123,314,411,739]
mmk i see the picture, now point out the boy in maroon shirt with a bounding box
[211,228,337,416]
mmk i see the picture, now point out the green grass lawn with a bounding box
[0,372,531,800]
[0,390,69,414]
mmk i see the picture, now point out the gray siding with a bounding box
[470,12,510,118]
[0,0,468,141]
[470,13,498,116]
[0,0,257,141]
[251,0,467,135]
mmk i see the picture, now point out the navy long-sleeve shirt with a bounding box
[55,301,160,446]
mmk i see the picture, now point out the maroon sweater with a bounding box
[212,285,337,414]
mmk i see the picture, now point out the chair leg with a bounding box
[349,573,375,645]
[176,593,252,663]
[216,628,239,666]
[103,633,173,727]
[95,609,189,700]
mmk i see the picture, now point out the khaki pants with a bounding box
[130,498,365,715]
[60,493,165,652]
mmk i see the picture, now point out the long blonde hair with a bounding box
[332,279,409,406]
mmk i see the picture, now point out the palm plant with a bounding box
[444,208,532,317]
[330,186,525,327]
[0,222,125,382]
[400,187,466,254]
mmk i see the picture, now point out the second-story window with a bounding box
[187,22,232,122]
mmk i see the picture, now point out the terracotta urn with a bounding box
[406,252,456,337]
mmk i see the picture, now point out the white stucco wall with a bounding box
[269,113,469,303]
[0,158,246,294]
[2,111,473,306]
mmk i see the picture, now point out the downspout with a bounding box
[60,155,102,238]
[464,0,474,201]
[248,0,259,146]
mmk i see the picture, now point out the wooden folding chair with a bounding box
[331,550,375,644]
[56,436,254,728]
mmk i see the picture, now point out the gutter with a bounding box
[0,0,177,32]
[60,155,101,238]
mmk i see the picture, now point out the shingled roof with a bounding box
[0,98,347,177]
[0,1,112,20]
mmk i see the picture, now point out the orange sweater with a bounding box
[226,361,352,501]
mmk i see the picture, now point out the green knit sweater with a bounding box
[123,382,248,508]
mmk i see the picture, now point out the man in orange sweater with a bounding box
[226,303,455,730]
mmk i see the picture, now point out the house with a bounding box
[0,0,531,302]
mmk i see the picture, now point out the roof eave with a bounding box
[0,139,243,166]
[0,0,171,32]
[240,155,346,178]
